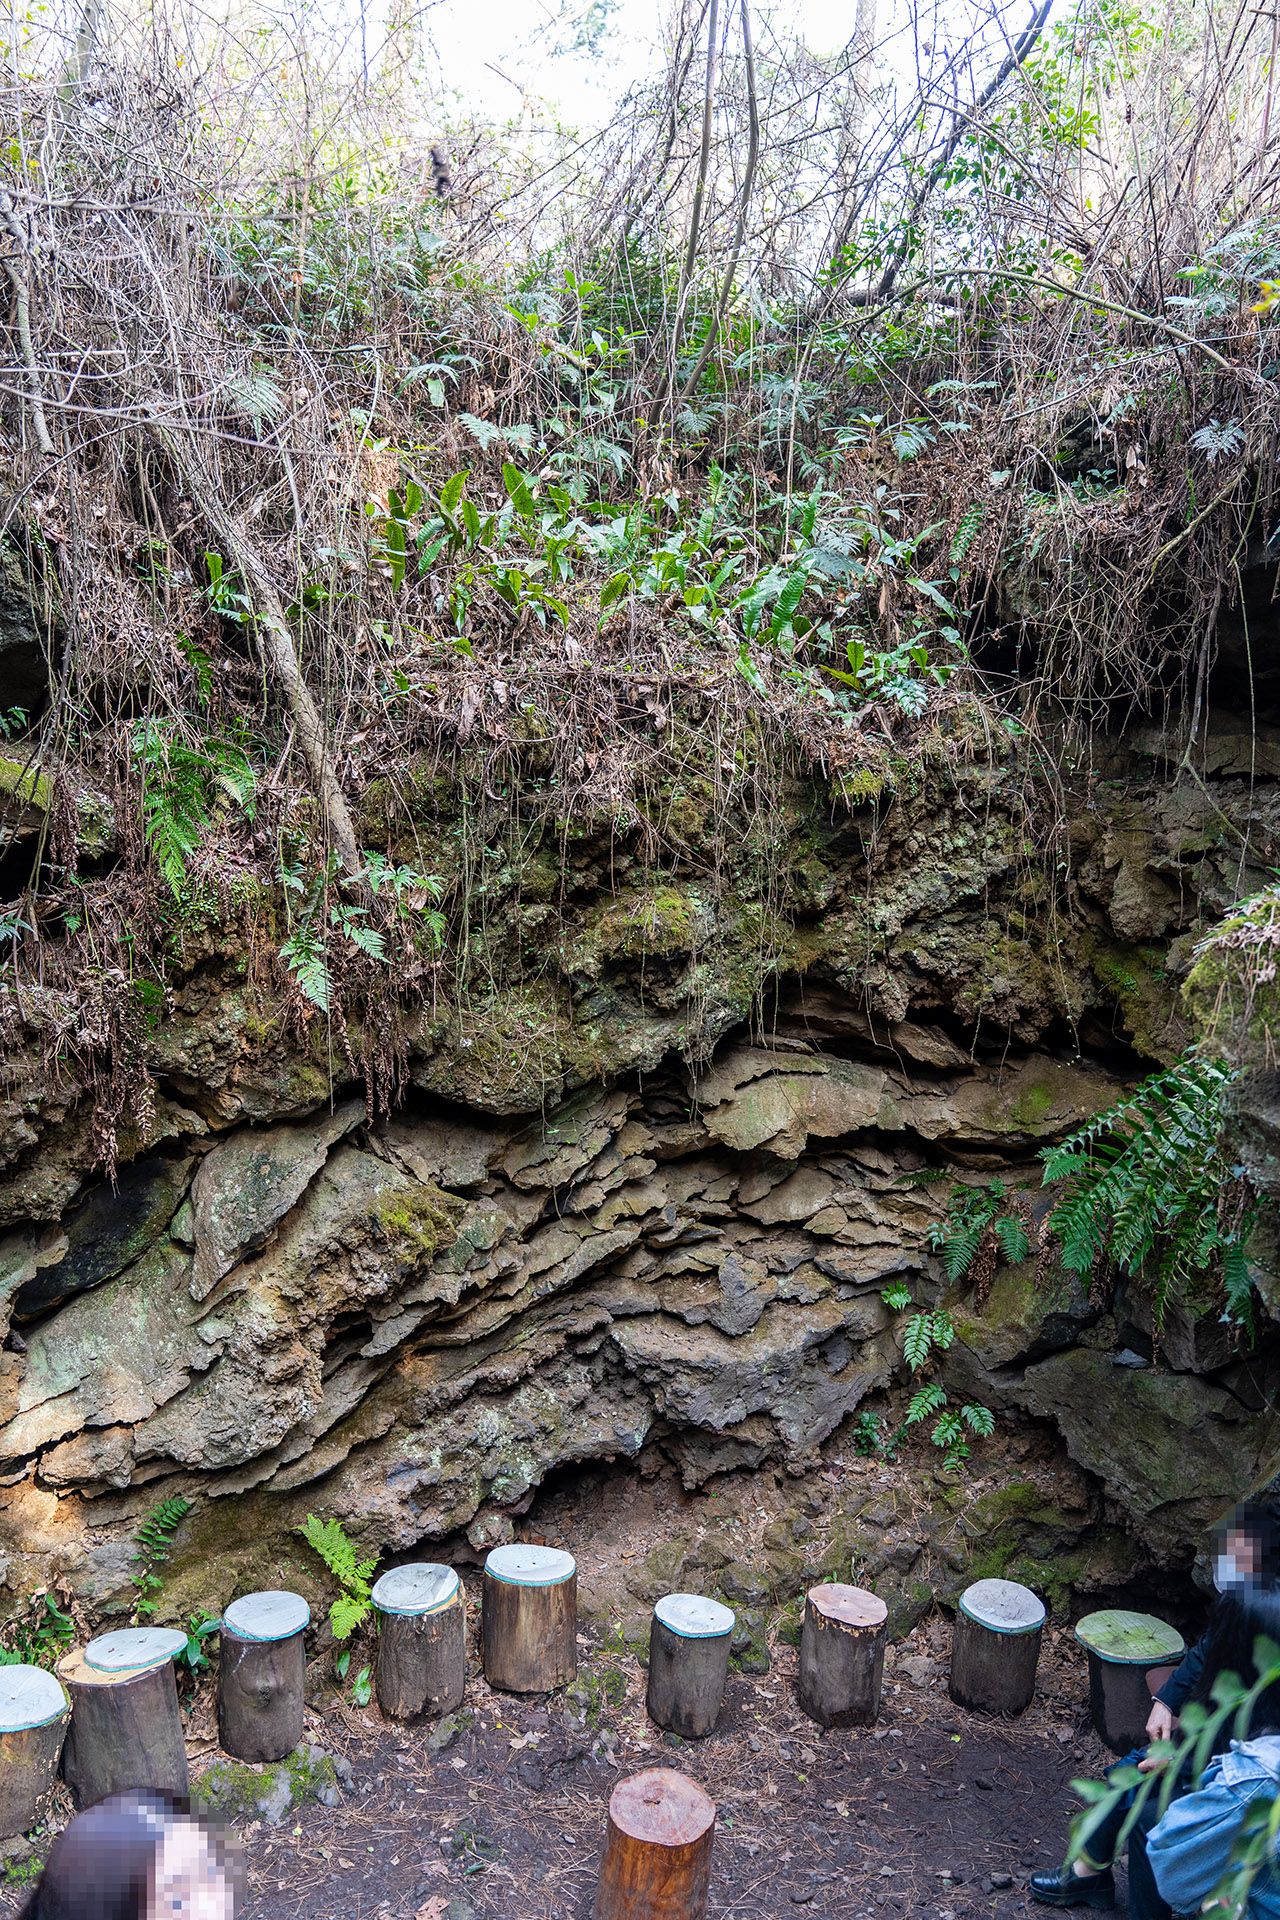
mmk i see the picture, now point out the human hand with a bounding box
[1146,1700,1176,1743]
[1138,1753,1169,1773]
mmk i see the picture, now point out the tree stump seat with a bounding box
[372,1563,466,1722]
[949,1578,1046,1716]
[594,1767,717,1920]
[647,1594,735,1739]
[798,1584,887,1729]
[218,1590,309,1762]
[1075,1610,1185,1753]
[0,1664,70,1840]
[59,1627,189,1806]
[482,1544,576,1694]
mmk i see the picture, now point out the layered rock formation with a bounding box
[2,715,1279,1621]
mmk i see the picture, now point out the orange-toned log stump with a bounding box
[593,1768,716,1920]
[483,1545,577,1694]
[797,1584,887,1729]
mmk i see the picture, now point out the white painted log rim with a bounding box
[371,1564,461,1616]
[653,1595,735,1639]
[958,1578,1046,1635]
[221,1591,311,1642]
[484,1544,576,1587]
[84,1627,188,1672]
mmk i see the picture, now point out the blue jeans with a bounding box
[1081,1751,1174,1920]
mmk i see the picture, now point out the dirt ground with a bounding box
[222,1606,1119,1920]
[3,1456,1165,1920]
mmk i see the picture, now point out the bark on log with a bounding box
[57,1650,189,1805]
[218,1630,306,1762]
[482,1545,576,1694]
[0,1667,70,1841]
[593,1767,716,1920]
[646,1596,734,1739]
[375,1598,466,1721]
[797,1584,886,1729]
[949,1579,1044,1716]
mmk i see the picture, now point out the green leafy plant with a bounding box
[297,1515,376,1640]
[927,1179,1033,1306]
[178,1614,221,1674]
[877,1294,995,1469]
[335,1651,372,1705]
[850,1409,884,1455]
[133,721,256,898]
[132,1495,190,1620]
[277,848,445,1012]
[0,1592,75,1669]
[0,705,28,739]
[1041,1050,1256,1331]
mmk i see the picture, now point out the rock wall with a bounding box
[3,715,1280,1622]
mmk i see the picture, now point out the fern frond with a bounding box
[329,1593,370,1641]
[994,1217,1031,1264]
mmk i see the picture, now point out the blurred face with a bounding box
[1216,1520,1266,1593]
[146,1819,235,1920]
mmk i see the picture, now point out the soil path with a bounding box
[232,1616,1120,1920]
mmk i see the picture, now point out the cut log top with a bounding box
[83,1627,188,1673]
[1075,1610,1185,1665]
[608,1768,716,1847]
[371,1564,460,1616]
[222,1590,310,1641]
[654,1594,735,1639]
[0,1664,67,1731]
[485,1544,576,1587]
[807,1584,887,1628]
[959,1579,1046,1634]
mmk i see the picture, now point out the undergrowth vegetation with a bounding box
[0,0,1276,1335]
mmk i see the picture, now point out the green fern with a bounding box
[132,1495,190,1620]
[280,928,332,1010]
[1042,1049,1256,1329]
[134,721,255,898]
[297,1514,376,1641]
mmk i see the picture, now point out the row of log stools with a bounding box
[0,1548,1187,1861]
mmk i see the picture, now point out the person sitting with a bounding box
[1146,1580,1280,1920]
[16,1789,238,1920]
[1031,1502,1280,1917]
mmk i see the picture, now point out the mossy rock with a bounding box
[196,1744,343,1825]
[627,1539,688,1604]
[719,1559,775,1607]
[730,1606,771,1675]
[563,1663,628,1726]
[877,1576,934,1642]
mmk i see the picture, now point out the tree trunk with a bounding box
[57,1650,189,1805]
[218,1629,306,1762]
[375,1598,466,1722]
[949,1579,1044,1716]
[646,1597,733,1739]
[143,415,360,875]
[482,1546,576,1694]
[0,1668,70,1841]
[797,1584,886,1729]
[593,1767,716,1920]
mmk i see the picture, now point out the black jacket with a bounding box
[1155,1634,1207,1714]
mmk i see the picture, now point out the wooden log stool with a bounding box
[372,1563,466,1722]
[797,1584,887,1729]
[1075,1610,1185,1754]
[58,1627,189,1805]
[949,1577,1046,1716]
[0,1665,70,1840]
[482,1544,576,1694]
[593,1766,716,1920]
[218,1590,309,1762]
[646,1594,735,1739]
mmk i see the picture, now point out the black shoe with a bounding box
[1030,1866,1116,1910]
